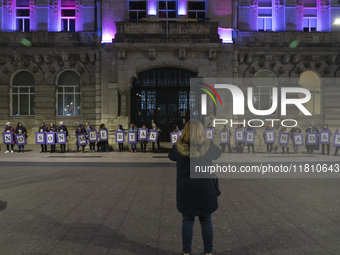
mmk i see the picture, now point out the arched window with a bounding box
[252,70,278,111]
[12,71,35,116]
[57,71,81,116]
[299,71,320,115]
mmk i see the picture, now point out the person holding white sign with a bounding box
[305,122,319,154]
[219,125,232,153]
[58,121,68,153]
[246,124,256,154]
[76,124,86,152]
[151,123,161,153]
[48,122,57,153]
[3,122,15,153]
[39,122,48,153]
[264,124,274,153]
[139,124,148,153]
[320,124,332,156]
[117,124,125,152]
[290,125,302,154]
[129,123,138,152]
[15,122,27,153]
[279,127,290,154]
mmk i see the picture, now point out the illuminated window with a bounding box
[159,0,177,19]
[12,71,35,116]
[129,1,147,20]
[299,71,320,115]
[61,0,75,32]
[57,71,81,116]
[16,0,30,32]
[188,1,205,20]
[303,0,317,32]
[258,0,272,31]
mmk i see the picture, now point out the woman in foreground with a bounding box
[168,120,222,255]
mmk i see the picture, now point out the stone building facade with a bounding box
[0,0,340,143]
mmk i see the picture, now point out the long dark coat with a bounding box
[168,140,222,217]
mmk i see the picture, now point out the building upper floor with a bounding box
[1,0,340,45]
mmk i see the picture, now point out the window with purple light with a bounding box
[16,0,30,32]
[303,0,317,32]
[257,0,272,31]
[61,0,76,32]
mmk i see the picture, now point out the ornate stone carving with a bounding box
[148,48,156,60]
[30,0,36,14]
[298,0,303,14]
[49,0,58,14]
[208,49,217,61]
[5,0,13,14]
[75,0,83,14]
[118,50,126,60]
[320,0,326,14]
[178,49,186,60]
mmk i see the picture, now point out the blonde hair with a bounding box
[179,119,207,145]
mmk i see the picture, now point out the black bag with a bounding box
[214,177,221,197]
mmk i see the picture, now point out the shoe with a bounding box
[134,150,137,152]
[11,150,13,153]
[131,150,133,152]
[4,150,9,153]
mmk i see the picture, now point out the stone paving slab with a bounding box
[0,153,340,255]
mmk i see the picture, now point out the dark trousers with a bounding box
[221,143,232,153]
[90,143,95,151]
[152,141,160,152]
[77,145,85,152]
[101,141,108,152]
[6,144,14,151]
[141,142,147,152]
[322,144,330,155]
[118,143,124,151]
[247,143,254,153]
[41,144,47,152]
[335,147,340,155]
[60,144,66,152]
[281,147,289,153]
[182,214,213,254]
[50,144,56,152]
[266,143,273,153]
[130,143,137,151]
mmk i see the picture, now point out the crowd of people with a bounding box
[2,121,162,154]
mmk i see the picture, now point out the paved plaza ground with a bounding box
[0,144,339,255]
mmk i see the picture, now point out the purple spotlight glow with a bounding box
[218,27,233,44]
[148,0,157,16]
[178,0,187,16]
[101,18,116,43]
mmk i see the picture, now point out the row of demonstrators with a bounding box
[206,123,340,156]
[32,122,162,153]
